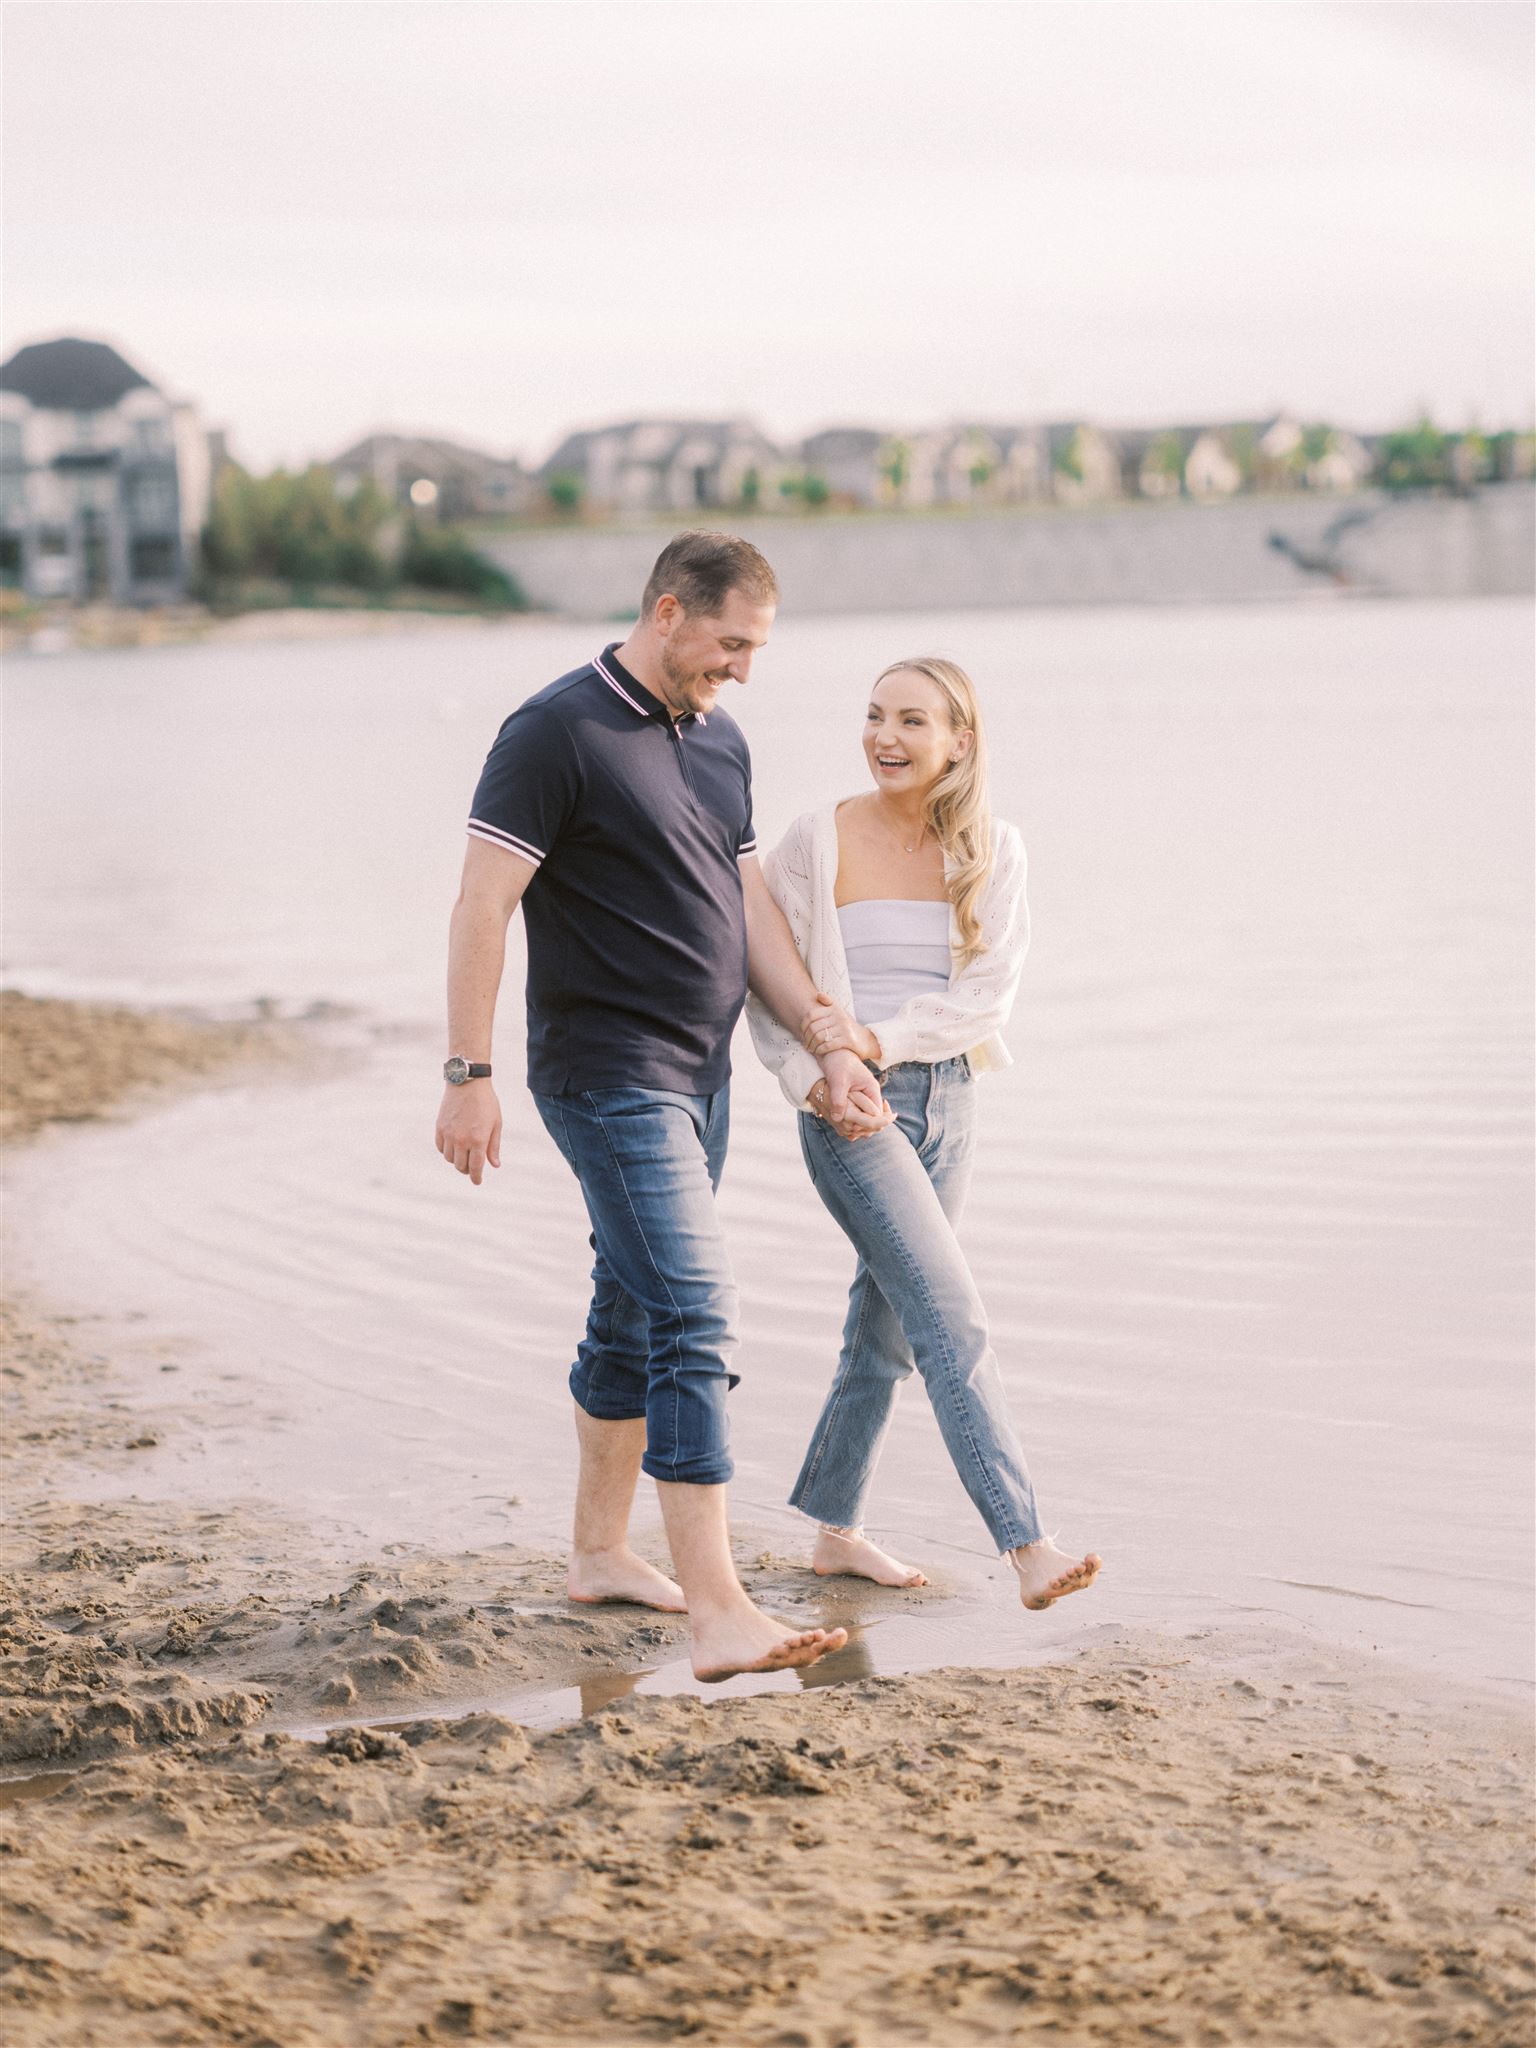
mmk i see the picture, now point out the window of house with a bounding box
[38,528,71,556]
[131,474,177,526]
[0,419,23,464]
[130,535,178,580]
[132,417,173,456]
[0,534,21,582]
[73,412,99,446]
[0,475,26,524]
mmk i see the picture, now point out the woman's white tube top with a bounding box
[836,899,952,1026]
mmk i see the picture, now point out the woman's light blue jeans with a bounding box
[789,1056,1042,1553]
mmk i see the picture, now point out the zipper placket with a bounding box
[665,716,699,803]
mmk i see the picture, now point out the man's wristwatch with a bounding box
[443,1057,492,1086]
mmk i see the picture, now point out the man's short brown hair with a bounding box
[639,530,779,621]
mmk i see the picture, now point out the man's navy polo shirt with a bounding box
[467,645,756,1097]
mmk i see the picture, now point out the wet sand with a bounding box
[0,989,303,1142]
[2,1007,1532,2046]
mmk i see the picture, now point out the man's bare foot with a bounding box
[567,1546,687,1612]
[691,1604,850,1683]
[812,1525,928,1588]
[1009,1537,1102,1611]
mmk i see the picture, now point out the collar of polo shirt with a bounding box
[593,645,706,727]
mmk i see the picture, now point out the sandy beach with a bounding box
[3,1001,1532,2047]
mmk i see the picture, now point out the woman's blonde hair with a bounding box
[874,655,994,967]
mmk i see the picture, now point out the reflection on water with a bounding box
[4,600,1532,1693]
[579,1665,655,1717]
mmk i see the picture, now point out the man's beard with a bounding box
[659,643,718,714]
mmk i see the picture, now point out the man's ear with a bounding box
[652,592,681,635]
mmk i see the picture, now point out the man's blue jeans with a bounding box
[789,1057,1042,1552]
[533,1085,738,1486]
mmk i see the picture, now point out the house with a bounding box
[909,425,1052,508]
[796,423,1054,511]
[797,428,894,507]
[541,419,785,515]
[1114,427,1184,500]
[327,432,532,522]
[0,336,211,603]
[1302,428,1372,493]
[1184,428,1246,500]
[986,424,1052,504]
[1252,416,1370,493]
[1047,423,1123,504]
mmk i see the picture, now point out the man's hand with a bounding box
[801,992,881,1064]
[816,1048,893,1141]
[435,1082,503,1185]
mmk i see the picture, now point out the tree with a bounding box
[1052,430,1085,485]
[776,470,829,508]
[1146,433,1184,491]
[546,471,582,514]
[399,520,525,603]
[200,462,524,607]
[1377,415,1449,492]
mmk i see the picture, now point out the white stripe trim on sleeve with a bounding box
[466,819,545,866]
[737,840,758,859]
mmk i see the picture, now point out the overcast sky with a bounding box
[4,1,1532,470]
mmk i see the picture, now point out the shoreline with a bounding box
[0,988,314,1142]
[0,600,541,657]
[2,999,1531,2044]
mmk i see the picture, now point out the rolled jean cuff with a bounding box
[569,1368,648,1423]
[641,1448,734,1486]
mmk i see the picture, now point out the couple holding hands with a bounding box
[436,530,1099,1682]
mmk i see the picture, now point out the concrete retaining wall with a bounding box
[475,485,1534,619]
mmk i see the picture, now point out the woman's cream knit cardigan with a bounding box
[746,802,1031,1111]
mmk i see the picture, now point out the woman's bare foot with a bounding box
[1009,1537,1102,1611]
[812,1525,928,1588]
[691,1604,849,1683]
[567,1545,687,1612]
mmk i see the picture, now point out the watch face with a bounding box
[444,1056,469,1085]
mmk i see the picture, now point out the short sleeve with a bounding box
[467,702,580,871]
[734,730,756,859]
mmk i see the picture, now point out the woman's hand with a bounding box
[801,992,881,1065]
[808,1072,890,1140]
[808,1049,893,1142]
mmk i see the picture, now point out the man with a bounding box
[435,530,886,1681]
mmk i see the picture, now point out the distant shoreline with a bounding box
[0,598,542,656]
[4,483,1530,652]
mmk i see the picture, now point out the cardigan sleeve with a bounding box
[865,824,1030,1069]
[744,813,827,1111]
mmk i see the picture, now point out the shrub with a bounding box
[398,521,525,605]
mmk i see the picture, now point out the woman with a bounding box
[748,656,1101,1610]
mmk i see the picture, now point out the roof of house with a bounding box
[800,427,891,462]
[329,432,525,479]
[0,337,154,411]
[540,418,774,479]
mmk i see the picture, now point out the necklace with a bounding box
[884,811,930,855]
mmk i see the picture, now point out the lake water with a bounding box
[5,599,1532,1694]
